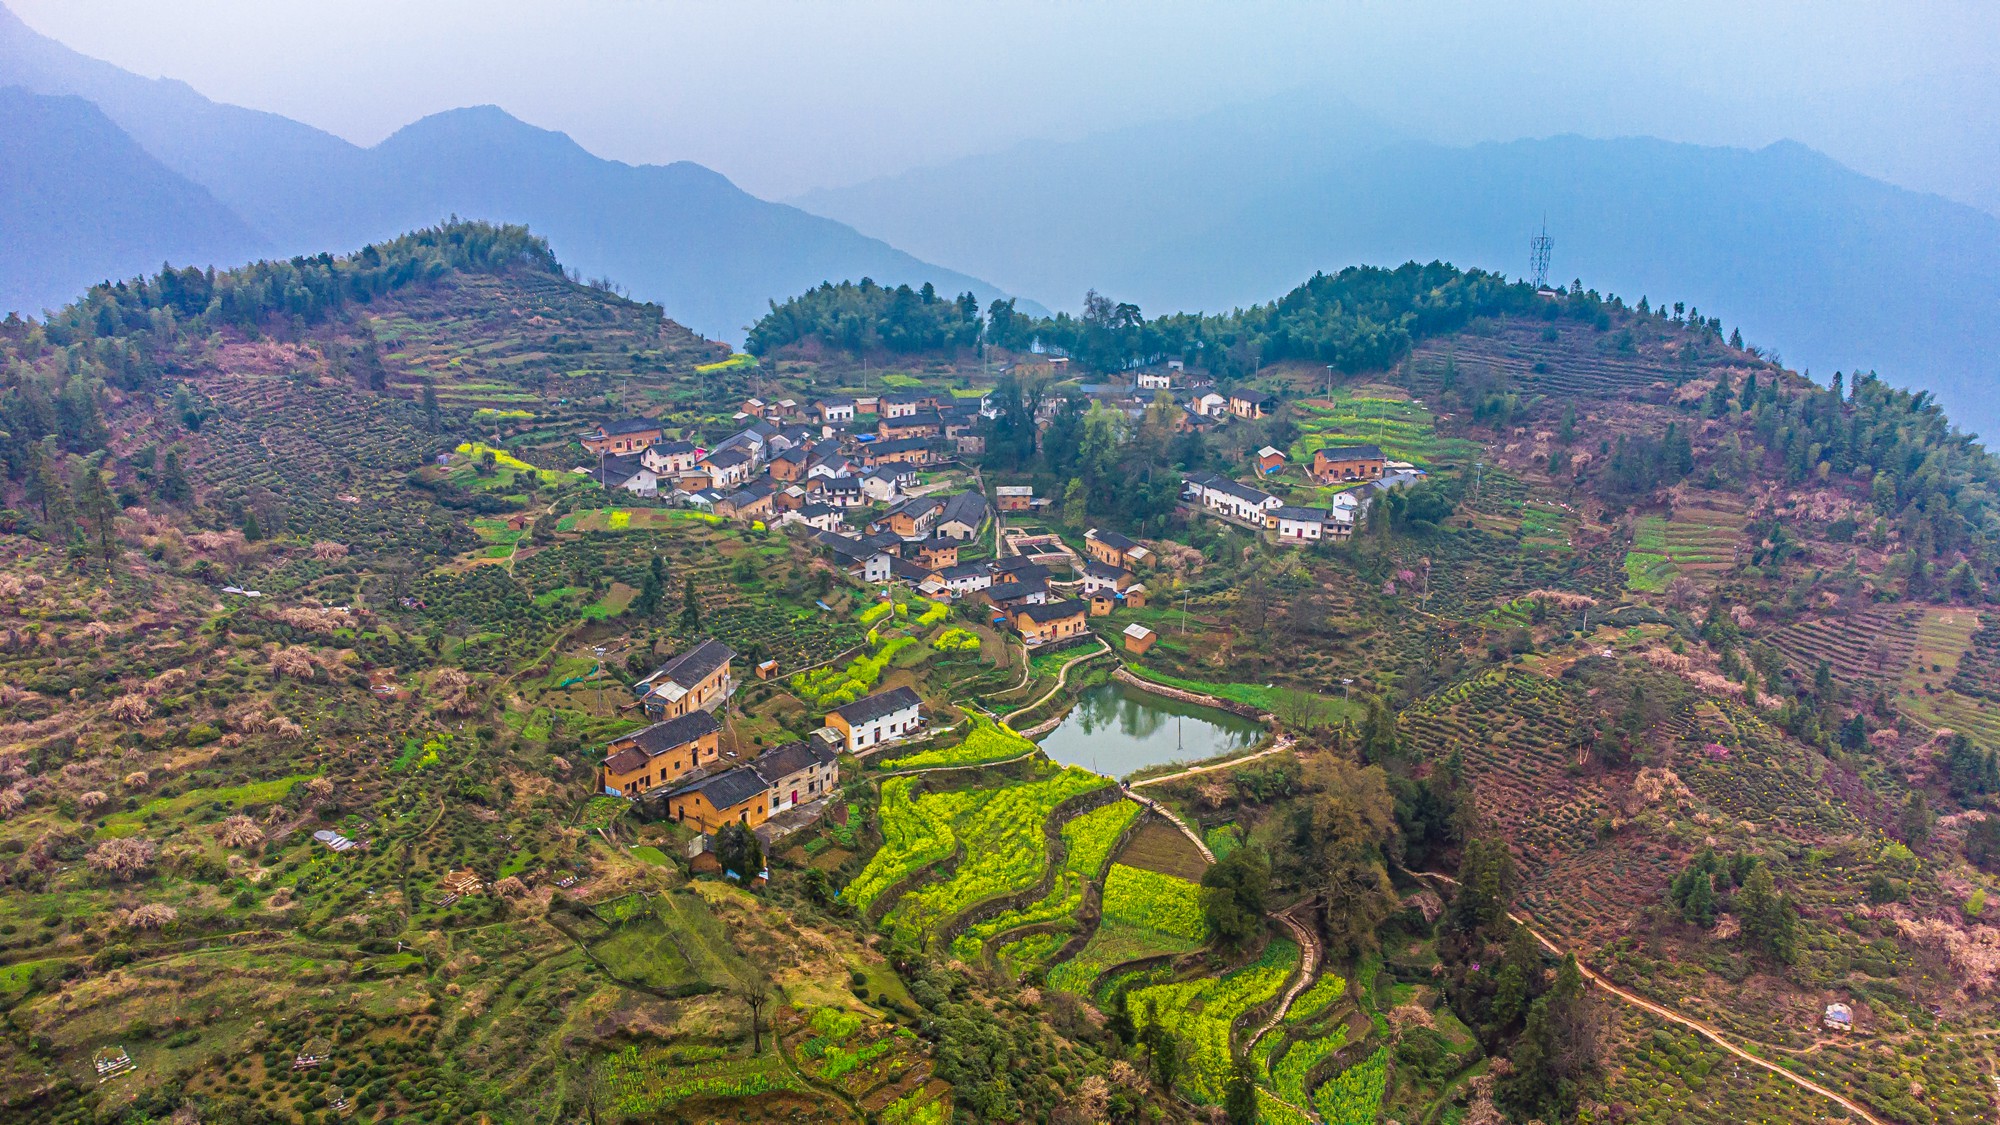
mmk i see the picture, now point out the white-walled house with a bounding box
[825,687,924,752]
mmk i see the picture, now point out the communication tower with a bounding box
[1530,219,1552,290]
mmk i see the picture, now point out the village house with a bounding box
[700,447,756,489]
[825,686,924,752]
[1081,558,1136,595]
[934,491,990,541]
[861,437,939,468]
[1256,446,1288,476]
[663,766,769,834]
[640,439,701,475]
[982,576,1049,612]
[1088,591,1116,617]
[819,476,864,508]
[1181,471,1284,523]
[1267,505,1332,542]
[594,453,658,496]
[1122,622,1158,654]
[598,710,723,797]
[879,392,930,419]
[879,495,945,540]
[636,638,736,719]
[935,560,994,596]
[994,485,1034,512]
[1013,599,1090,646]
[1190,390,1229,417]
[817,531,894,583]
[891,557,950,597]
[1084,528,1152,570]
[782,503,844,533]
[1312,444,1387,483]
[1229,392,1278,420]
[582,417,665,455]
[740,396,767,417]
[859,468,906,503]
[769,446,810,482]
[913,537,960,569]
[817,398,856,424]
[715,482,775,522]
[878,410,944,440]
[752,738,841,816]
[1136,369,1174,391]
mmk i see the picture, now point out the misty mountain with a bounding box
[0,3,1030,340]
[796,107,2000,439]
[0,86,266,318]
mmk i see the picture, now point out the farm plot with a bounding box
[841,778,991,915]
[1045,864,1207,995]
[881,768,1111,943]
[785,1007,930,1101]
[1115,819,1213,882]
[599,1045,810,1115]
[1408,317,1717,401]
[1311,1047,1389,1125]
[1126,938,1300,1104]
[1947,613,2000,702]
[880,715,1038,771]
[950,799,1140,967]
[1623,503,1745,592]
[1764,606,1918,687]
[1284,392,1476,469]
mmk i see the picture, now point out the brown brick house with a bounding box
[598,711,722,797]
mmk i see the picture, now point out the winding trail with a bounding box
[1410,872,1893,1125]
[1000,637,1110,726]
[1128,734,1295,789]
[1122,787,1215,863]
[1248,905,1322,1050]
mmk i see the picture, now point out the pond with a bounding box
[1035,680,1266,778]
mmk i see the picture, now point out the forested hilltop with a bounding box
[0,223,1996,1125]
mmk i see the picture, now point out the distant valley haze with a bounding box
[2,0,1997,435]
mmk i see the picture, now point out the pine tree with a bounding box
[422,382,441,432]
[1223,1053,1258,1124]
[242,507,264,542]
[155,445,192,504]
[679,575,702,633]
[30,438,78,545]
[71,453,121,563]
[1735,862,1797,963]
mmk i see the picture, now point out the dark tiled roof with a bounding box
[832,686,923,725]
[1083,559,1130,581]
[1270,505,1330,521]
[667,765,766,810]
[594,453,647,487]
[703,447,752,469]
[1090,528,1139,552]
[938,561,991,581]
[1017,599,1087,624]
[598,417,661,435]
[752,739,838,783]
[603,748,649,775]
[985,578,1047,603]
[938,491,988,528]
[989,554,1044,574]
[649,440,698,457]
[620,710,721,756]
[1315,444,1385,462]
[647,638,735,689]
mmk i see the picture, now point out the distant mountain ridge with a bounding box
[795,100,2000,440]
[0,3,1032,340]
[0,86,267,317]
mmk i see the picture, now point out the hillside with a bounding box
[0,2,1030,341]
[0,87,266,316]
[1,229,1997,1125]
[795,109,2000,439]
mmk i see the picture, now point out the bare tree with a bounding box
[739,976,777,1054]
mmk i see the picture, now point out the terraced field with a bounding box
[1284,390,1480,470]
[1623,500,1746,592]
[1127,939,1301,1104]
[1765,606,1919,687]
[1409,317,1728,400]
[948,799,1140,970]
[1045,863,1206,995]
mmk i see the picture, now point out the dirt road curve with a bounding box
[1412,872,1891,1125]
[1128,735,1295,789]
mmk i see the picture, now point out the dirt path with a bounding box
[1248,905,1322,1050]
[1411,872,1893,1125]
[1000,637,1109,726]
[1122,788,1215,863]
[1128,735,1295,789]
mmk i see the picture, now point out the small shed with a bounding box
[1090,593,1117,617]
[1823,1002,1854,1032]
[755,659,781,680]
[294,1035,332,1070]
[1124,583,1149,609]
[1122,623,1157,655]
[93,1045,135,1080]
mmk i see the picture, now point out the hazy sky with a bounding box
[12,1,2000,212]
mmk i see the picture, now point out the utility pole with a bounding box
[1325,364,1334,404]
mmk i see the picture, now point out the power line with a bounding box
[1531,217,1553,290]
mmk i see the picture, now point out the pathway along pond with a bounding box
[1036,680,1266,778]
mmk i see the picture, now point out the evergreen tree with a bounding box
[242,507,264,542]
[1200,846,1270,951]
[679,575,702,633]
[29,437,77,544]
[71,453,120,563]
[155,445,192,504]
[1900,790,1935,849]
[422,382,441,432]
[1223,1053,1258,1125]
[1735,863,1798,963]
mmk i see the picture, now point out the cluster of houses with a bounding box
[598,639,930,843]
[1180,444,1426,542]
[580,389,987,528]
